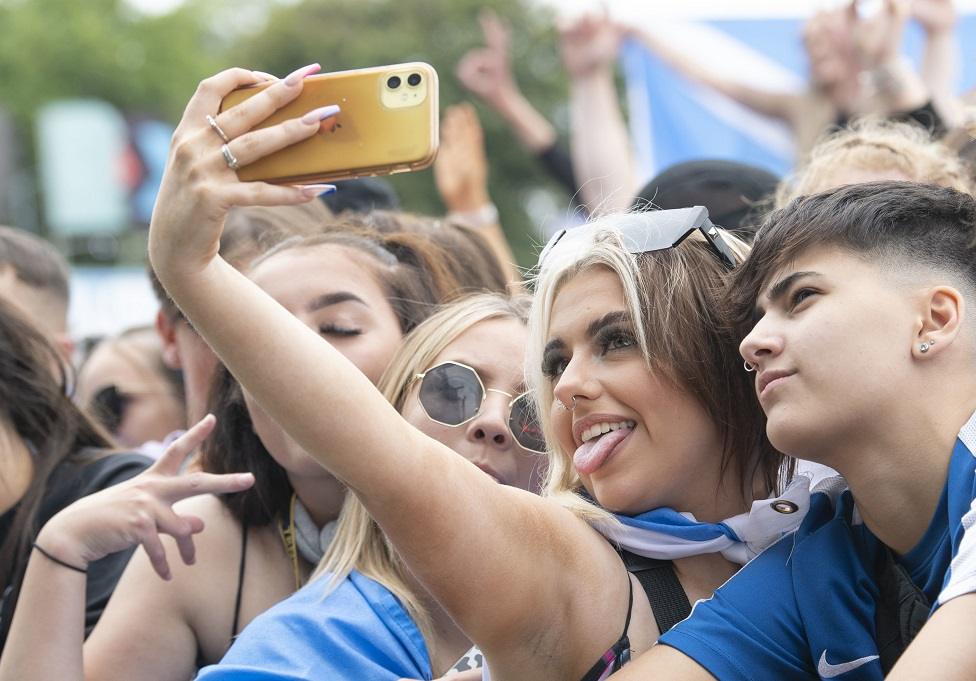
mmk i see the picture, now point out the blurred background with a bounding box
[3,0,976,338]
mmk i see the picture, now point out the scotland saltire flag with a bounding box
[621,15,976,178]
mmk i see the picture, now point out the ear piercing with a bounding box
[743,361,757,373]
[920,339,936,353]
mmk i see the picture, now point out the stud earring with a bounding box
[920,339,936,354]
[743,361,757,373]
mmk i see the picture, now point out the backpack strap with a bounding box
[620,549,692,635]
[874,545,930,674]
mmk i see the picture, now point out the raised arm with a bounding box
[852,0,930,115]
[147,67,629,677]
[559,13,638,214]
[912,0,964,128]
[0,417,254,681]
[456,10,582,200]
[433,102,521,288]
[628,23,796,123]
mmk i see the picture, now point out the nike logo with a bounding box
[817,651,879,678]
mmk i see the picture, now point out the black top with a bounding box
[0,450,151,652]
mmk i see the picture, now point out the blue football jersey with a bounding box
[659,412,976,681]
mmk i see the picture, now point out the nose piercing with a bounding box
[743,361,757,373]
[556,396,578,411]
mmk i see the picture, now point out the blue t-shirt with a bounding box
[660,411,976,681]
[195,570,432,681]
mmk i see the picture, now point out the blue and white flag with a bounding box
[620,14,976,178]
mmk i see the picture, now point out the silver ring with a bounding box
[220,144,240,171]
[743,361,756,373]
[206,114,230,143]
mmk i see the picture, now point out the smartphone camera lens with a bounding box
[387,75,402,89]
[407,73,422,87]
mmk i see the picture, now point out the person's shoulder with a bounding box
[40,449,152,522]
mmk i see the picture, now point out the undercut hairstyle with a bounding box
[732,181,976,328]
[527,213,790,524]
[0,226,70,306]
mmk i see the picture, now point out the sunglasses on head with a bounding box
[537,206,737,270]
[412,361,546,454]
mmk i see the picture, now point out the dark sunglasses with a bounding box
[412,361,546,454]
[537,206,737,270]
[89,384,135,434]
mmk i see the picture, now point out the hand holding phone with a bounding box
[219,62,439,184]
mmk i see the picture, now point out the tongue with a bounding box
[574,428,630,476]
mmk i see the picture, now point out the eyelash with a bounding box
[596,326,636,353]
[788,288,817,310]
[319,323,362,337]
[541,327,636,379]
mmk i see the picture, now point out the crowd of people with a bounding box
[2,2,976,680]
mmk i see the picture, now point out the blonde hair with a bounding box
[776,117,973,208]
[312,292,530,641]
[525,214,789,523]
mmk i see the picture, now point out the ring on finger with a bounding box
[220,144,240,171]
[205,114,230,143]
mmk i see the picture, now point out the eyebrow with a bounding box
[586,310,631,338]
[306,291,369,313]
[758,271,821,313]
[543,310,632,357]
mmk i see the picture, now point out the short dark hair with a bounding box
[730,181,976,325]
[0,226,70,306]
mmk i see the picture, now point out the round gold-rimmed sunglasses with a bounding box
[412,361,546,454]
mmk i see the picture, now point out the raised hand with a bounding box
[456,9,518,109]
[148,64,338,285]
[433,103,490,213]
[35,415,254,581]
[911,0,957,34]
[557,11,623,79]
[852,0,911,67]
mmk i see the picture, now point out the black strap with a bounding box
[620,550,692,635]
[230,518,249,641]
[578,568,634,681]
[874,546,930,674]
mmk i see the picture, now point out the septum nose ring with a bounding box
[743,361,757,373]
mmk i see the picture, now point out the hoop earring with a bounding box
[743,361,757,373]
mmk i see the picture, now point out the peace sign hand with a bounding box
[35,415,254,581]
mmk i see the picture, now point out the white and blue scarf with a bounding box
[593,473,816,565]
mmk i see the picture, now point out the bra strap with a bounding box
[230,517,249,641]
[620,549,692,635]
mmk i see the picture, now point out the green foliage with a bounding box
[0,0,574,264]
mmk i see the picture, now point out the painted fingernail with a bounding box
[284,63,321,86]
[301,104,340,125]
[299,184,337,197]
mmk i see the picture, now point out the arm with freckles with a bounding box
[149,67,636,677]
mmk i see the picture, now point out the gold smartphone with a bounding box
[219,62,439,184]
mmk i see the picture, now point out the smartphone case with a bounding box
[219,62,439,184]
